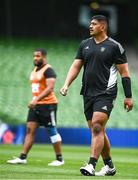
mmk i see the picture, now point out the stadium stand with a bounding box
[0,39,138,129]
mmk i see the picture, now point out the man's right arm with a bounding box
[60,59,83,96]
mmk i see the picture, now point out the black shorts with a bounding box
[27,104,57,127]
[83,94,116,120]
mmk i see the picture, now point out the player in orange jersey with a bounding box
[7,48,64,166]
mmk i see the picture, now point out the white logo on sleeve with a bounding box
[85,46,89,49]
[102,106,108,111]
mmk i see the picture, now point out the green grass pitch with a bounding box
[0,144,138,179]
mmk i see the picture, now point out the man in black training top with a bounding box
[60,15,133,176]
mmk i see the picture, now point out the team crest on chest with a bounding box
[85,46,89,50]
[100,47,105,52]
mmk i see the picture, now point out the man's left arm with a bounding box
[116,63,133,112]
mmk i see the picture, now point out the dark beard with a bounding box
[35,62,46,71]
[34,60,43,67]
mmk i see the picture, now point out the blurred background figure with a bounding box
[7,48,64,166]
[0,120,14,144]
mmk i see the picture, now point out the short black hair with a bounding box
[92,15,108,24]
[34,48,47,56]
